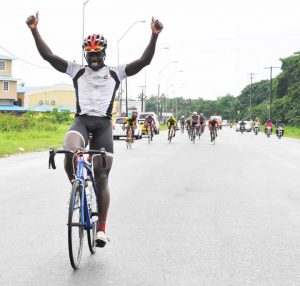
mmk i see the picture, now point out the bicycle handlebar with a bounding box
[49,148,106,170]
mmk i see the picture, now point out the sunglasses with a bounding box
[83,45,104,52]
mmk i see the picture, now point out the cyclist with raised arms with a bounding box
[26,12,163,247]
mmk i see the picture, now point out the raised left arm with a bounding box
[125,17,163,77]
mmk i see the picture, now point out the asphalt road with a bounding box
[1,127,300,286]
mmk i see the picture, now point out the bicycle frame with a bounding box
[74,154,96,231]
[49,148,106,230]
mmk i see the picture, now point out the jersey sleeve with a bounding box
[66,61,84,79]
[110,65,127,82]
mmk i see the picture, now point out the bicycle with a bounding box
[180,123,185,134]
[125,126,134,149]
[168,125,175,143]
[145,125,153,144]
[210,127,217,144]
[190,125,196,143]
[49,147,106,270]
[199,124,205,139]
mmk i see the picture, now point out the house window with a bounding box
[3,81,9,92]
[51,100,56,105]
[39,99,44,105]
[0,61,5,70]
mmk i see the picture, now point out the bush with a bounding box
[0,110,72,132]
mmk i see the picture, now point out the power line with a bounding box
[0,45,51,70]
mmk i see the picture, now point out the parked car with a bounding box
[236,121,253,132]
[112,116,142,140]
[137,112,160,135]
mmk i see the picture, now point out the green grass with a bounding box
[0,124,70,157]
[284,125,300,139]
[160,124,168,131]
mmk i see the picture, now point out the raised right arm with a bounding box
[26,12,68,73]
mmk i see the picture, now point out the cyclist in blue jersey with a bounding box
[26,11,163,247]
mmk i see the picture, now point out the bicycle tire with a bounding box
[87,184,98,254]
[168,128,172,143]
[148,129,151,144]
[68,180,84,270]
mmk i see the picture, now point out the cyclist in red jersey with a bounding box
[144,115,155,140]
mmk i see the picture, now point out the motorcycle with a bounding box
[276,126,283,139]
[240,124,246,134]
[266,126,272,138]
[254,126,259,135]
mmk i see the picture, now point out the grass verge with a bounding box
[0,124,69,157]
[284,125,300,139]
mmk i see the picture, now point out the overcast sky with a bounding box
[1,0,300,100]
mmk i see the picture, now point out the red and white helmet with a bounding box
[82,34,107,52]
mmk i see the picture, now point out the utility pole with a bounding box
[264,66,280,121]
[247,73,256,121]
[139,85,146,112]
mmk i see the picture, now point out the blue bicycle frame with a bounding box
[74,155,96,231]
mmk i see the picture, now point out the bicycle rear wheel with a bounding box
[87,183,98,254]
[68,180,84,270]
[168,128,173,143]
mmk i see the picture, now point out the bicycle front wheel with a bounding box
[68,180,84,270]
[87,184,98,254]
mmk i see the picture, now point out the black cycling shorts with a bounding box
[66,115,113,156]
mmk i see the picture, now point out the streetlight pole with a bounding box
[157,61,178,118]
[139,85,146,112]
[82,0,91,65]
[117,20,146,116]
[166,70,183,117]
[264,66,280,121]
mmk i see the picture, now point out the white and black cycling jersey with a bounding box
[66,61,127,118]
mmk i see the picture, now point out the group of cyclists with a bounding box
[164,112,220,142]
[122,111,156,142]
[120,111,223,144]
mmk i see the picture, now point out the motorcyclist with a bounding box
[265,119,273,134]
[253,118,260,133]
[240,120,246,132]
[276,120,285,137]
